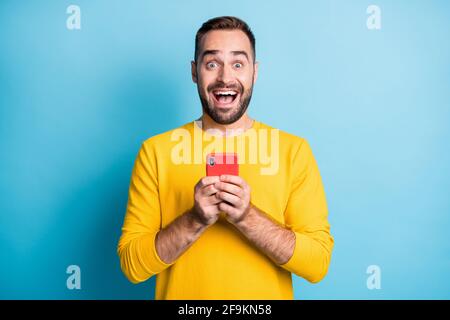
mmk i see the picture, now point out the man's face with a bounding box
[192,30,258,125]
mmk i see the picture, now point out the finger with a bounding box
[217,191,242,207]
[219,175,246,188]
[197,176,220,189]
[201,184,219,196]
[219,201,239,216]
[205,194,222,205]
[215,182,243,198]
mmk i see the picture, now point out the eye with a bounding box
[206,62,218,69]
[234,62,243,69]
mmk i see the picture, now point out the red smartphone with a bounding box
[206,153,239,176]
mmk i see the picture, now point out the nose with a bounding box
[217,64,234,84]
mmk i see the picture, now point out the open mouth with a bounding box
[211,90,239,108]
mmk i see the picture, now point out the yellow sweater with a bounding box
[117,120,334,299]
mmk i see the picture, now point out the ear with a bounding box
[253,61,259,85]
[191,60,198,83]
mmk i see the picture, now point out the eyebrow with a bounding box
[231,50,249,61]
[200,50,250,61]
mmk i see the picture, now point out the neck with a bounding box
[199,113,254,136]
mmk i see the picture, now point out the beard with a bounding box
[197,79,254,125]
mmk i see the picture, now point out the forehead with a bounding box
[199,30,253,56]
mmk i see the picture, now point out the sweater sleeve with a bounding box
[279,139,334,283]
[117,142,173,284]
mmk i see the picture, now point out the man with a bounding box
[117,16,334,299]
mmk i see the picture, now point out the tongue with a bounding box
[218,95,234,104]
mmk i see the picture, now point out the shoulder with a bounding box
[141,121,194,152]
[255,120,319,167]
[256,120,308,152]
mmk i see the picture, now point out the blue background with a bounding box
[0,0,449,299]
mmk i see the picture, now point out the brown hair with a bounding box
[194,16,256,63]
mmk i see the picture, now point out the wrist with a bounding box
[189,207,211,229]
[232,204,253,228]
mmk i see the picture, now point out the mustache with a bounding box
[207,82,243,93]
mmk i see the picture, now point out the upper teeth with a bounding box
[215,91,237,96]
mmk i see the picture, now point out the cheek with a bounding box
[239,73,254,90]
[196,78,208,94]
[199,67,218,80]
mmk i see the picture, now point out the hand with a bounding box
[214,175,251,224]
[193,176,222,226]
